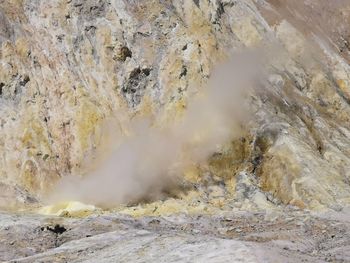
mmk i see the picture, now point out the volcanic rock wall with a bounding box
[0,0,350,212]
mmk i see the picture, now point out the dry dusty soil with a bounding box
[1,207,350,263]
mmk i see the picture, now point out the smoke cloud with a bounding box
[48,53,260,208]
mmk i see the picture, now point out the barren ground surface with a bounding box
[1,208,350,263]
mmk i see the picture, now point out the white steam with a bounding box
[49,54,260,208]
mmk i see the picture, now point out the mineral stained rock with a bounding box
[1,0,350,262]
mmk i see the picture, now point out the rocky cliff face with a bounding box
[2,0,350,262]
[1,0,350,213]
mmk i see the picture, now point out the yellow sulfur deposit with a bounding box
[39,201,97,217]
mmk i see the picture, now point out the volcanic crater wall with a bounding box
[0,0,350,211]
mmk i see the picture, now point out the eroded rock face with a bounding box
[0,0,350,213]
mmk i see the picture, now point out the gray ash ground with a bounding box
[1,207,350,262]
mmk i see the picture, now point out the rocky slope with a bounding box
[1,0,350,262]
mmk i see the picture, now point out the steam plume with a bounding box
[48,53,259,208]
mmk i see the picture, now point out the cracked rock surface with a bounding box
[2,208,350,262]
